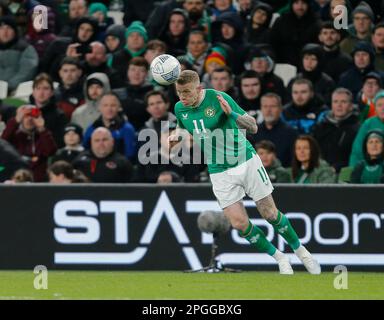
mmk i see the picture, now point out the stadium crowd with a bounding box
[1,0,384,184]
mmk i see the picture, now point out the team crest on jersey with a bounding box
[204,107,215,117]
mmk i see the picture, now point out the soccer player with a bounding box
[169,70,321,274]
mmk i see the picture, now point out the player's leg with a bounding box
[255,194,321,275]
[223,200,293,275]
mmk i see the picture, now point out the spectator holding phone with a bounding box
[1,105,57,182]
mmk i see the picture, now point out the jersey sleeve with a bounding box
[220,91,247,116]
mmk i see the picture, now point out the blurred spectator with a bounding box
[356,72,381,122]
[209,0,237,20]
[4,168,34,184]
[312,88,360,172]
[0,138,28,182]
[59,0,88,37]
[340,1,374,55]
[312,0,331,21]
[158,8,190,57]
[0,16,38,92]
[1,105,57,182]
[245,47,288,103]
[350,130,384,183]
[282,78,328,134]
[245,1,273,44]
[249,93,298,167]
[115,57,153,130]
[289,135,336,183]
[123,0,155,27]
[157,170,182,184]
[338,41,379,101]
[71,72,110,131]
[210,66,238,99]
[104,24,125,56]
[55,57,85,120]
[83,92,137,161]
[0,2,11,18]
[29,73,67,148]
[288,43,336,105]
[82,42,113,79]
[238,0,258,24]
[144,40,167,66]
[236,70,263,120]
[318,21,352,83]
[182,29,209,77]
[139,90,177,145]
[88,2,114,42]
[73,127,133,183]
[25,6,57,59]
[211,11,246,74]
[42,16,98,80]
[270,0,321,67]
[349,90,384,166]
[255,140,292,183]
[182,0,212,41]
[48,160,89,183]
[202,45,228,88]
[51,123,84,164]
[0,103,16,135]
[109,20,148,84]
[371,22,384,71]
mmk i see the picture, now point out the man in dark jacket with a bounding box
[73,127,133,183]
[313,88,360,172]
[249,92,299,167]
[0,138,28,182]
[318,21,352,83]
[270,0,321,67]
[245,2,273,44]
[282,78,328,134]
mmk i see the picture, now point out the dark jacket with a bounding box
[281,96,328,134]
[51,146,85,164]
[312,110,360,172]
[269,0,321,67]
[0,138,28,182]
[266,158,292,183]
[1,118,57,182]
[73,149,133,183]
[83,115,137,161]
[245,2,273,44]
[321,47,352,83]
[248,118,299,167]
[54,81,85,120]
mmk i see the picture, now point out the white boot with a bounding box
[294,246,321,274]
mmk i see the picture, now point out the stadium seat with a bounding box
[273,63,297,87]
[270,12,280,27]
[338,166,353,184]
[13,81,59,101]
[0,80,8,99]
[107,10,124,25]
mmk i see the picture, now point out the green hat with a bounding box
[373,90,384,105]
[367,131,384,142]
[125,21,148,43]
[88,3,108,17]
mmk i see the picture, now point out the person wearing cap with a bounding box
[104,24,126,57]
[246,46,288,103]
[270,0,321,67]
[340,1,374,56]
[312,87,360,172]
[318,21,352,83]
[158,8,191,57]
[0,16,39,92]
[350,130,384,183]
[88,2,114,42]
[41,16,98,81]
[349,90,384,166]
[371,22,384,71]
[1,104,57,182]
[338,41,382,101]
[51,123,85,164]
[288,43,335,105]
[245,1,273,44]
[55,57,85,120]
[71,72,111,131]
[202,45,228,88]
[357,72,382,122]
[109,20,148,84]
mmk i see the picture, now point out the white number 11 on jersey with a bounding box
[193,119,207,134]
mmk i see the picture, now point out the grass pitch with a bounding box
[0,271,383,300]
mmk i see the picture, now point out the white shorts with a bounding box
[209,154,274,209]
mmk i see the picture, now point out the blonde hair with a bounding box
[176,70,200,86]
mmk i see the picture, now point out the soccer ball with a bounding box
[150,54,181,86]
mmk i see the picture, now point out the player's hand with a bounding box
[217,94,232,115]
[168,134,182,149]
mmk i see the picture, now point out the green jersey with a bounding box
[174,89,256,174]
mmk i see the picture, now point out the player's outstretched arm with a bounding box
[217,95,258,134]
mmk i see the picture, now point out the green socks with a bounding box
[239,221,277,256]
[270,210,301,250]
